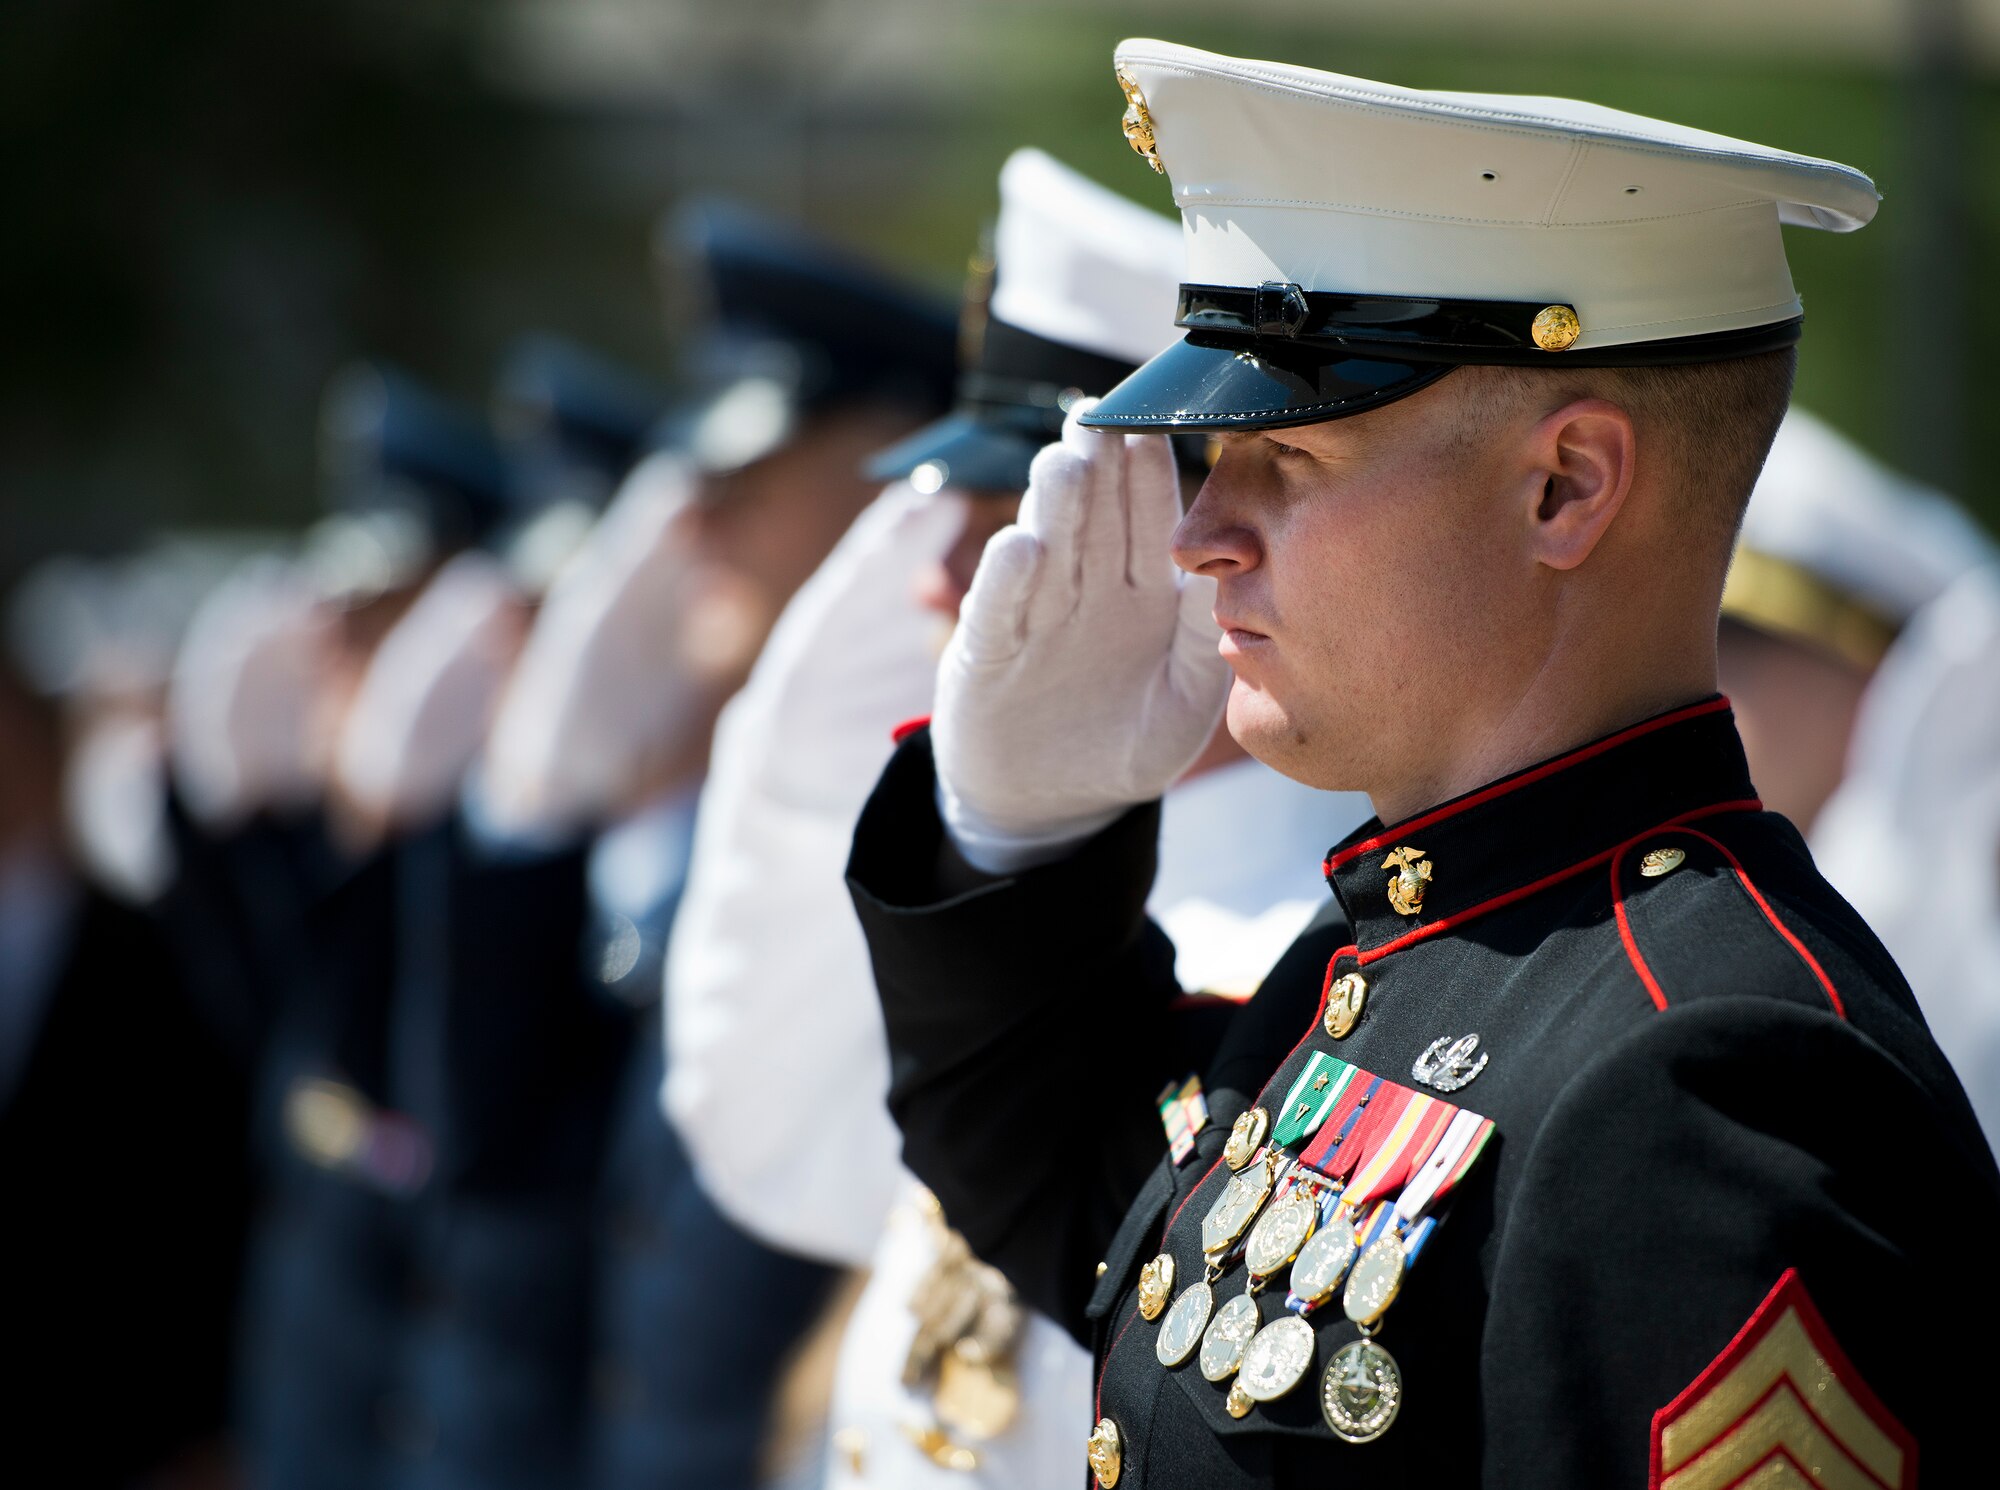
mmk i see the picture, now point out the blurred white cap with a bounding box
[1724,409,1994,669]
[989,147,1184,367]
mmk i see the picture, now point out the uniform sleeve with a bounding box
[663,776,907,1267]
[1479,996,1995,1489]
[847,729,1191,1337]
[661,487,946,1268]
[394,819,631,1198]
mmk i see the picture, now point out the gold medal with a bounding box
[1200,1153,1275,1255]
[1155,1280,1213,1368]
[1225,1381,1254,1418]
[1198,1291,1262,1381]
[1342,1234,1407,1326]
[1237,1315,1318,1403]
[1320,1338,1404,1442]
[1288,1223,1357,1307]
[1223,1106,1269,1171]
[1137,1254,1174,1321]
[1243,1191,1317,1286]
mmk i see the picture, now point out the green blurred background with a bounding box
[7,0,1995,556]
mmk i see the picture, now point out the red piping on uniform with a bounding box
[1354,799,1761,967]
[1314,947,1356,1025]
[1612,839,1672,1012]
[1095,1308,1139,1424]
[1647,1267,1915,1489]
[1324,696,1733,875]
[889,714,930,744]
[1668,826,1846,1020]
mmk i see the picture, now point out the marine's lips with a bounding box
[1213,610,1272,660]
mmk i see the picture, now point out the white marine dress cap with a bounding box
[1083,39,1880,431]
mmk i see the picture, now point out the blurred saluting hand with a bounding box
[477,453,708,837]
[168,557,329,829]
[334,550,523,836]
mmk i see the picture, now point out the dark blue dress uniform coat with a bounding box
[228,818,415,1490]
[846,698,2000,1488]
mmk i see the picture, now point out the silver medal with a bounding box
[1155,1280,1213,1368]
[1200,1159,1274,1255]
[1237,1315,1318,1403]
[1288,1223,1358,1307]
[1342,1234,1407,1326]
[1320,1338,1404,1442]
[1197,1291,1262,1381]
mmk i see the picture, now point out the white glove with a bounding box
[478,453,710,837]
[334,551,523,831]
[664,480,960,1265]
[747,481,962,811]
[64,712,178,904]
[934,404,1230,873]
[167,557,329,829]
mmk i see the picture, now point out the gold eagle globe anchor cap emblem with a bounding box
[1116,68,1164,174]
[1381,846,1432,917]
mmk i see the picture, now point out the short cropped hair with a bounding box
[1454,346,1797,565]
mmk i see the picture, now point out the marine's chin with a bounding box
[1225,683,1305,774]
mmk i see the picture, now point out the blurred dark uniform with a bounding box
[586,203,960,1490]
[388,340,663,1490]
[222,366,511,1490]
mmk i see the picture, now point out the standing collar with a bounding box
[1321,696,1761,962]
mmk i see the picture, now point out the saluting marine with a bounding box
[845,39,2000,1488]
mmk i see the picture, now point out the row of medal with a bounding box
[1134,1052,1494,1443]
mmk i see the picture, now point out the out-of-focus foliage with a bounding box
[4,0,1994,556]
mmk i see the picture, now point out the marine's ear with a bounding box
[1520,397,1636,572]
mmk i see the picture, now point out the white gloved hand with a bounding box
[335,551,523,831]
[168,557,330,829]
[935,403,1231,873]
[747,481,962,812]
[478,453,709,838]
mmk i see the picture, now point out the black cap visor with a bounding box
[1080,332,1454,433]
[864,410,1045,494]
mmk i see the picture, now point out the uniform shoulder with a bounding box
[1605,809,1985,1144]
[1610,809,1905,1022]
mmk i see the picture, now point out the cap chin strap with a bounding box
[1177,283,1803,366]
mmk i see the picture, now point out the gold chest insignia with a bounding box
[1137,1253,1175,1321]
[1115,68,1163,174]
[1086,1417,1123,1487]
[1381,846,1432,917]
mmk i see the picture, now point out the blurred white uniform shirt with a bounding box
[1813,567,2000,1155]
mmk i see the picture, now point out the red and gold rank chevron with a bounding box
[1649,1268,1915,1490]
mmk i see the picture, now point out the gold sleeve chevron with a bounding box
[1650,1268,1913,1490]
